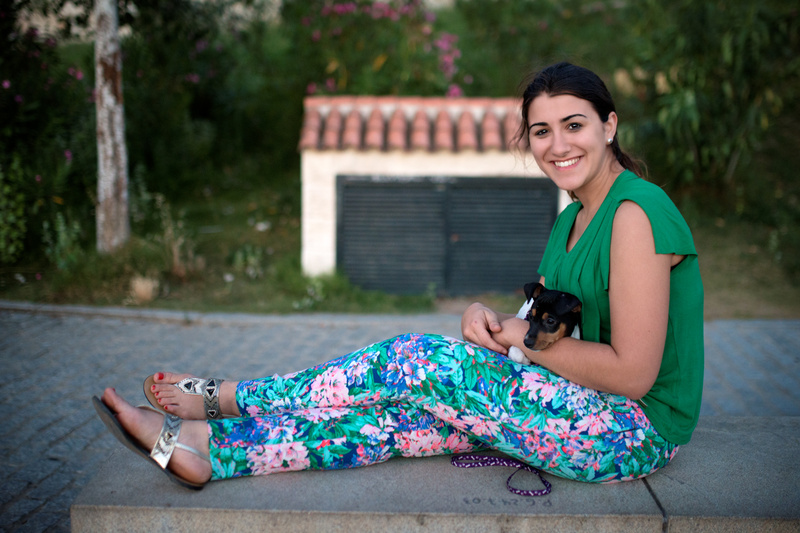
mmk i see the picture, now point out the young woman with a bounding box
[95,62,704,490]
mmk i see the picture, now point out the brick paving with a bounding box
[0,303,798,532]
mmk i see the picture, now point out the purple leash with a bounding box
[451,454,552,497]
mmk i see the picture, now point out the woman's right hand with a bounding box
[461,302,508,354]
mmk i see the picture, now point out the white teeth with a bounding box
[554,157,579,168]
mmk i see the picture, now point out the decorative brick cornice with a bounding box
[299,96,522,153]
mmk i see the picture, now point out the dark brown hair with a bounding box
[516,62,644,177]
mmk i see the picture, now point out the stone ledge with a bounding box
[71,417,799,533]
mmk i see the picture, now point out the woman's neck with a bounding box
[574,161,626,215]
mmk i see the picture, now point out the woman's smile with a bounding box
[554,156,581,169]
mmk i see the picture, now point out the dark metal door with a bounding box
[337,176,557,295]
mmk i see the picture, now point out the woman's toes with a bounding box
[156,372,195,384]
[146,373,206,419]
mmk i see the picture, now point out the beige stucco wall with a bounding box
[301,150,568,276]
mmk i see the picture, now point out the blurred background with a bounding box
[1,0,798,318]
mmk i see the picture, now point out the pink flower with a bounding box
[246,442,310,475]
[396,429,445,457]
[14,94,22,103]
[444,432,475,453]
[325,77,336,92]
[1,80,9,89]
[35,174,42,182]
[299,407,350,422]
[75,69,84,80]
[64,150,72,162]
[446,84,463,98]
[311,30,321,42]
[459,414,501,436]
[306,82,317,95]
[308,367,352,406]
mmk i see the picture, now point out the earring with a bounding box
[607,138,613,145]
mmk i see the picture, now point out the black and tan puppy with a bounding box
[507,282,582,365]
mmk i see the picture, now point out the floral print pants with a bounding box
[207,333,677,483]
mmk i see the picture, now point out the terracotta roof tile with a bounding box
[364,109,384,150]
[434,110,454,152]
[322,108,342,149]
[457,111,477,151]
[387,109,407,151]
[342,109,362,149]
[411,109,430,151]
[299,96,522,153]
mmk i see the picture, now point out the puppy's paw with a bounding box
[507,346,531,365]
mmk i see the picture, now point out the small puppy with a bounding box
[507,282,582,365]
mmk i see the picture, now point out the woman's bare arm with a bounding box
[492,201,670,399]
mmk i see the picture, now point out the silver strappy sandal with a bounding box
[92,396,209,490]
[144,375,224,419]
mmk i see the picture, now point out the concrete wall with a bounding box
[300,149,566,277]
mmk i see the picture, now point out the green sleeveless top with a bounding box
[538,170,704,445]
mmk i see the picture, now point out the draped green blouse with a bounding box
[538,170,704,445]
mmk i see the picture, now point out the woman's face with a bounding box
[526,93,618,196]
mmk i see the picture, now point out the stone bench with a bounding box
[70,416,799,532]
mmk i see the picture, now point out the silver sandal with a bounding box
[144,375,225,419]
[92,396,209,490]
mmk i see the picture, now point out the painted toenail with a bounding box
[156,373,164,380]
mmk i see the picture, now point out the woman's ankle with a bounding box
[220,381,241,417]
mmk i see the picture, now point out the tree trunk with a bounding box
[94,0,130,253]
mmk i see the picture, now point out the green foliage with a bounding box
[0,9,96,263]
[281,0,465,96]
[231,244,267,280]
[623,0,800,201]
[0,156,27,263]
[449,0,634,96]
[42,212,84,271]
[120,0,232,199]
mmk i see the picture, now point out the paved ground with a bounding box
[0,301,798,532]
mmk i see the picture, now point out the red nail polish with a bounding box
[156,372,164,380]
[151,385,156,392]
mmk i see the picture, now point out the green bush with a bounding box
[623,0,799,201]
[0,156,27,263]
[0,15,96,266]
[281,0,466,96]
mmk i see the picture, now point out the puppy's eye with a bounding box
[545,317,557,326]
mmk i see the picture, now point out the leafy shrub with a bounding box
[0,156,27,263]
[0,14,96,265]
[623,0,799,202]
[281,0,467,96]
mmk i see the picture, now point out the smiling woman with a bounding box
[94,62,704,494]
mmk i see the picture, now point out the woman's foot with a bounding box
[147,372,240,419]
[101,387,212,485]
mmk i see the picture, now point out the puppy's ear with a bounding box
[555,294,582,315]
[524,282,545,301]
[566,294,582,314]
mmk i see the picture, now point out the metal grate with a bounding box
[338,176,557,295]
